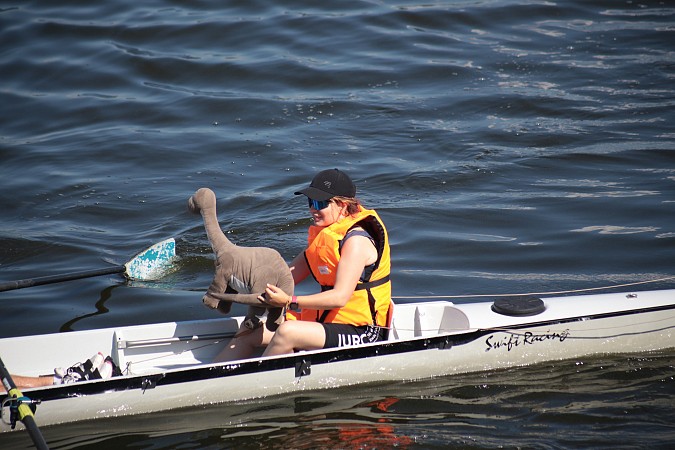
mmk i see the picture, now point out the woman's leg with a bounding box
[263,321,326,356]
[212,323,276,362]
[2,375,54,392]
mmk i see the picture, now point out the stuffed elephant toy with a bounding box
[188,188,294,331]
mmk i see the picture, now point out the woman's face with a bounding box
[308,198,344,227]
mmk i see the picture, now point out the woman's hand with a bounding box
[259,283,291,308]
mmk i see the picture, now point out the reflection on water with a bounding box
[59,285,117,332]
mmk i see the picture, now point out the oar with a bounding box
[0,238,176,293]
[0,357,49,449]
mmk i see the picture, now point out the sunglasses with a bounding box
[307,198,331,210]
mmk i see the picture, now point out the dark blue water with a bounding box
[1,0,674,448]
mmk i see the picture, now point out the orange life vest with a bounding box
[292,207,391,326]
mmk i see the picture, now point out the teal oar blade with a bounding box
[0,238,176,292]
[124,237,176,280]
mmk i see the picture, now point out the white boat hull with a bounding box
[2,288,674,431]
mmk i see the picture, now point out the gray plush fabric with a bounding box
[188,188,294,331]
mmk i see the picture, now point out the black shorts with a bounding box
[322,323,386,349]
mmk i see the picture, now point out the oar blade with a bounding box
[124,238,176,280]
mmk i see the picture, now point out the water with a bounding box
[1,0,674,448]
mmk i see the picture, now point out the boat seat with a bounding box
[415,303,470,337]
[414,302,469,337]
[111,319,240,375]
[439,305,470,333]
[389,301,470,340]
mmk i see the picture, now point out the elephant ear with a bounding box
[202,253,235,312]
[202,286,237,314]
[206,291,266,306]
[216,302,232,314]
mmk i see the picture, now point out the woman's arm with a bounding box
[288,252,311,284]
[264,233,377,309]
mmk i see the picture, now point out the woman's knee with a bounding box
[272,321,296,342]
[271,321,326,351]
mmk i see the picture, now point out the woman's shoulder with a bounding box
[342,227,376,248]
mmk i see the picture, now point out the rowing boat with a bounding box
[1,288,674,431]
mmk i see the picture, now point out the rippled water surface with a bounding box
[1,0,674,448]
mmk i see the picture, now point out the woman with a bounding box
[214,168,391,360]
[3,353,117,392]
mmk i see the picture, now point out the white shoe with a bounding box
[54,352,105,384]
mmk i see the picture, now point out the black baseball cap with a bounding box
[294,168,356,201]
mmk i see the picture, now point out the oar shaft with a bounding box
[0,358,50,449]
[20,415,49,450]
[0,266,124,292]
[0,238,175,293]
